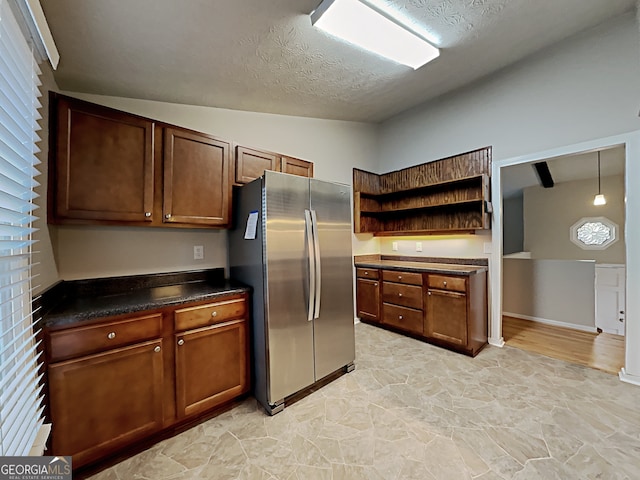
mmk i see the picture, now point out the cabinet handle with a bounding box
[107,332,116,339]
[399,315,403,320]
[211,311,218,317]
[374,283,378,286]
[154,346,161,353]
[398,275,402,280]
[620,311,625,314]
[165,213,172,219]
[398,293,403,297]
[145,212,152,217]
[443,281,447,287]
[619,318,624,322]
[364,271,368,275]
[428,292,432,296]
[177,339,184,346]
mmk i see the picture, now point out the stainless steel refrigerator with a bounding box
[229,171,355,415]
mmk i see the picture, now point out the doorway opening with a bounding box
[489,132,639,383]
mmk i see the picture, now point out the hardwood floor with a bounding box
[502,316,625,375]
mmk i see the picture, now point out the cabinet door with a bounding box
[175,319,249,418]
[280,156,314,178]
[426,290,468,346]
[163,128,231,226]
[48,339,164,467]
[235,146,279,184]
[53,96,155,222]
[356,278,380,322]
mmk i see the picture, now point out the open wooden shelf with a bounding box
[353,147,492,236]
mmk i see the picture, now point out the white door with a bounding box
[595,265,626,335]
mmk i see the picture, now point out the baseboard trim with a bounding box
[488,336,505,348]
[619,368,640,386]
[503,312,598,334]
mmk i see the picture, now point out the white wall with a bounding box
[378,12,640,168]
[48,92,379,281]
[523,175,625,262]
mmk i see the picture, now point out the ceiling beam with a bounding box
[533,161,554,188]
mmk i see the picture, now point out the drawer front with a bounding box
[382,303,423,335]
[356,268,379,280]
[382,270,423,286]
[382,282,423,309]
[174,298,247,332]
[428,274,467,293]
[49,313,163,362]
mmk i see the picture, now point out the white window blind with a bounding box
[0,0,44,456]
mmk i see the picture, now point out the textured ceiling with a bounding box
[42,0,636,123]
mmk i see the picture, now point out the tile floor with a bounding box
[90,323,640,480]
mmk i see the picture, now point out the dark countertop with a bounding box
[354,255,488,275]
[39,268,250,329]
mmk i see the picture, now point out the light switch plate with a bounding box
[392,241,398,251]
[416,242,423,252]
[194,245,204,260]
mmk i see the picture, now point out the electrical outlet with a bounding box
[416,242,422,252]
[193,245,204,260]
[392,241,398,251]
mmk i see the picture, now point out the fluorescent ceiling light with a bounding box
[311,0,440,70]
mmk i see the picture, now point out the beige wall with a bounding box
[523,174,625,262]
[43,92,379,282]
[33,62,60,293]
[503,258,596,329]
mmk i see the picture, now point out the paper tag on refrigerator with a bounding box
[244,211,259,240]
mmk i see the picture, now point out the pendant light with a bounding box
[593,151,606,206]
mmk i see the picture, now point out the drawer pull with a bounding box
[107,332,116,340]
[443,281,447,287]
[165,213,172,219]
[364,271,368,275]
[374,283,378,286]
[398,293,403,297]
[154,346,161,353]
[398,275,402,280]
[428,292,431,296]
[211,311,218,317]
[177,339,184,346]
[399,315,403,320]
[145,212,152,217]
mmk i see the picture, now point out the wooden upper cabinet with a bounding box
[235,146,279,184]
[280,156,314,178]
[163,128,231,226]
[53,95,155,222]
[49,94,234,229]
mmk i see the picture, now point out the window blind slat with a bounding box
[3,393,42,455]
[0,0,43,457]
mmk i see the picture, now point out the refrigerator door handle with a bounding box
[304,209,316,321]
[310,209,322,319]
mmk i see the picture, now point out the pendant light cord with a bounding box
[597,151,601,195]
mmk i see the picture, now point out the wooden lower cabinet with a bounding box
[48,339,164,467]
[175,319,249,418]
[354,266,487,356]
[45,293,249,471]
[356,277,380,322]
[425,272,487,356]
[426,289,468,346]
